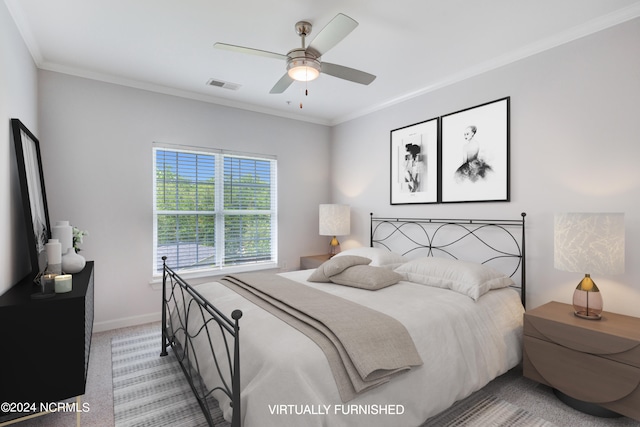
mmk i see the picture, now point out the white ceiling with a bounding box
[6,0,640,126]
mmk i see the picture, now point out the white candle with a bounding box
[54,274,73,293]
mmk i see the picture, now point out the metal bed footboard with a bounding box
[370,212,527,308]
[160,256,242,427]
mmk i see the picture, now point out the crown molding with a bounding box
[333,4,640,126]
[38,61,332,126]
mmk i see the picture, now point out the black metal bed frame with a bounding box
[370,212,527,307]
[160,256,242,427]
[158,213,526,427]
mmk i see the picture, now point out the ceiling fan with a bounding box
[214,13,376,94]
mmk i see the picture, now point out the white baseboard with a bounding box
[92,311,161,333]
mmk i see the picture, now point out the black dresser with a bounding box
[0,262,94,421]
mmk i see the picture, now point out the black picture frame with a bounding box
[439,97,510,203]
[390,117,439,204]
[11,118,51,278]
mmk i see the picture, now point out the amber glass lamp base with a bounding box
[572,274,603,320]
[329,236,341,257]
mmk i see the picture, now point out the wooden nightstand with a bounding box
[523,301,640,421]
[300,254,331,270]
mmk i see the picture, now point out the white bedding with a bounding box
[187,269,524,427]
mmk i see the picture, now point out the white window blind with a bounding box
[153,145,277,275]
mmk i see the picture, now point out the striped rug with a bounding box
[423,390,556,426]
[112,329,553,427]
[111,329,229,427]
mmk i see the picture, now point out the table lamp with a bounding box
[554,213,624,320]
[319,204,350,256]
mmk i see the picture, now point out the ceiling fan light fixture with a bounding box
[287,58,321,82]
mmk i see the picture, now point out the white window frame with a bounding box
[152,143,278,280]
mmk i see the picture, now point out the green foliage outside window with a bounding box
[154,149,275,273]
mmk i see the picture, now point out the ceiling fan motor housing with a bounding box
[286,48,321,81]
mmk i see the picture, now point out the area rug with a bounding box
[112,329,554,427]
[111,329,229,427]
[422,389,556,426]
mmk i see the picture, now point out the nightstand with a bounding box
[300,254,331,270]
[523,301,640,421]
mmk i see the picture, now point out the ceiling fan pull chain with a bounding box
[300,79,308,109]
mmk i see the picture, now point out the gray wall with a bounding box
[0,2,38,295]
[37,71,332,331]
[332,18,640,316]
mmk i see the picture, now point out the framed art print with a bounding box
[11,118,51,278]
[390,117,439,204]
[440,97,510,203]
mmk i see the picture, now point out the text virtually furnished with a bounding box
[268,404,405,416]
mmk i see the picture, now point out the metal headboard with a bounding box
[370,212,526,307]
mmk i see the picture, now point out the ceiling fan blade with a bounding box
[306,13,358,57]
[269,73,294,94]
[214,42,287,61]
[321,62,376,85]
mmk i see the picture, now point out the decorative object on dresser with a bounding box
[523,301,640,421]
[36,270,57,298]
[45,238,62,273]
[54,274,73,293]
[11,118,51,280]
[54,220,88,274]
[32,238,63,299]
[52,220,73,253]
[62,247,86,274]
[318,204,350,256]
[0,262,94,425]
[554,212,625,320]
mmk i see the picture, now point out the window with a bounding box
[153,145,277,276]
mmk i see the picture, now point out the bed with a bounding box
[161,213,527,427]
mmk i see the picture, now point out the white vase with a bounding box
[52,221,73,254]
[62,248,86,274]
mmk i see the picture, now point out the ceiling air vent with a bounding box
[206,78,241,90]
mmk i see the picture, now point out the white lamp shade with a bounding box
[319,204,350,236]
[554,213,624,274]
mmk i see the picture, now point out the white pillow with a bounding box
[394,257,514,301]
[335,247,407,269]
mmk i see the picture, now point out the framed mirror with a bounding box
[11,118,51,278]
